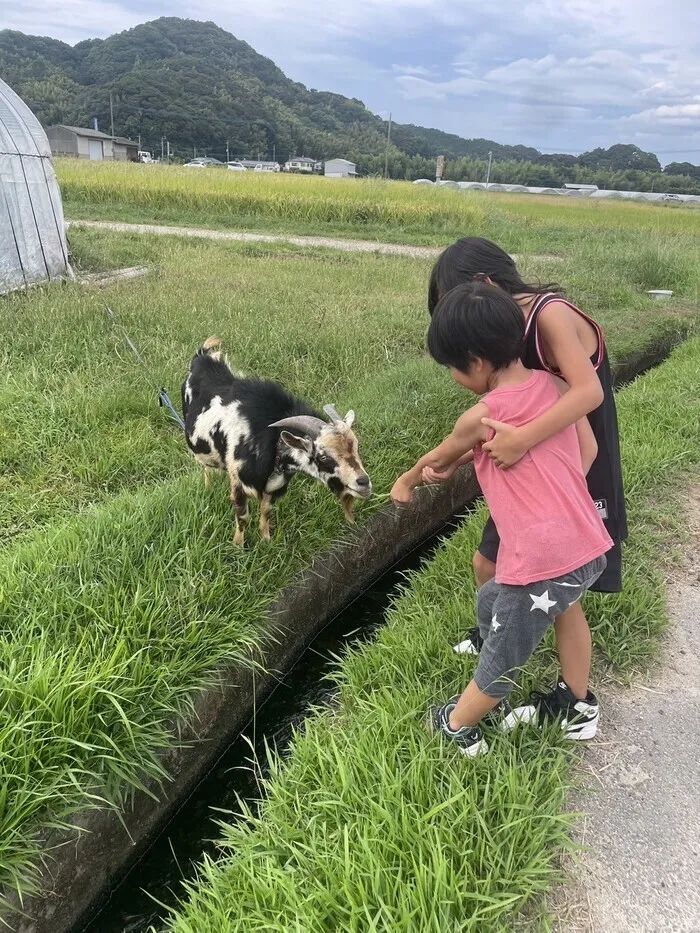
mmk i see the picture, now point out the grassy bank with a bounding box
[165,338,700,933]
[0,223,696,909]
[56,160,700,254]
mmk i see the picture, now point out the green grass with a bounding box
[164,337,700,933]
[0,218,697,912]
[56,160,700,252]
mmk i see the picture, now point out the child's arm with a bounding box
[550,375,598,473]
[482,304,604,468]
[391,403,488,504]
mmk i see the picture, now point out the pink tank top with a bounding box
[473,370,612,585]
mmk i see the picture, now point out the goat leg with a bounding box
[259,493,274,541]
[230,479,250,546]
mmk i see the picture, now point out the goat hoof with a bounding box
[233,532,245,547]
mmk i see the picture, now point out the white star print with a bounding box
[491,613,501,632]
[529,590,557,614]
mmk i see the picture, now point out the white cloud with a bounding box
[2,0,699,160]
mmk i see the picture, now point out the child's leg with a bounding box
[449,680,500,730]
[554,602,592,700]
[472,551,496,588]
[450,580,554,730]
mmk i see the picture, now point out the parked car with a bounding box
[661,193,682,202]
[183,158,226,169]
[226,161,246,172]
[253,162,280,173]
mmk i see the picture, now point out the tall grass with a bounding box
[0,223,697,911]
[165,338,700,933]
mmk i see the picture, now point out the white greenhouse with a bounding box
[0,79,70,295]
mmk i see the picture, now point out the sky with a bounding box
[3,0,700,164]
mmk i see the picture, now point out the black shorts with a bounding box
[477,516,623,594]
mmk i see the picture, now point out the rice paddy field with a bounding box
[57,158,700,251]
[1,171,700,925]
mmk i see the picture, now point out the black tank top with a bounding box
[522,294,628,543]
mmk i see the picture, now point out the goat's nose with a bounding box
[356,475,371,488]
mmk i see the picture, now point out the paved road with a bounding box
[567,490,700,932]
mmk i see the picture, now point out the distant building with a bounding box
[46,125,139,161]
[284,156,316,174]
[239,160,280,172]
[324,158,358,179]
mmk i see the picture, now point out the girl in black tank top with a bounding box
[427,238,627,593]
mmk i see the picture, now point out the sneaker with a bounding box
[506,680,599,740]
[453,626,483,655]
[427,701,489,757]
[444,694,513,730]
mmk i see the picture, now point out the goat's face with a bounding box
[276,408,372,500]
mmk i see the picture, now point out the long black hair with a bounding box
[428,237,563,315]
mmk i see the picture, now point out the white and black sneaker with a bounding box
[453,626,484,655]
[506,680,599,740]
[427,701,489,757]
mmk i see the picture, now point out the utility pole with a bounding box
[161,136,165,161]
[138,133,141,149]
[193,145,197,159]
[486,150,493,187]
[383,112,392,179]
[109,91,115,137]
[226,139,230,163]
[166,140,171,164]
[272,143,276,162]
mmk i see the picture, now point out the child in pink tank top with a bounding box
[391,283,612,757]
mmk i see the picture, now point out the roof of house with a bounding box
[287,156,316,163]
[326,158,356,166]
[48,125,137,145]
[49,124,114,139]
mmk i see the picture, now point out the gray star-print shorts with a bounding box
[473,554,607,699]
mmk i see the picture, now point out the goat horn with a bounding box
[269,416,326,438]
[323,404,342,424]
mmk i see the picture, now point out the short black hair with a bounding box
[427,282,525,372]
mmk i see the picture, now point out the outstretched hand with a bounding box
[481,418,527,469]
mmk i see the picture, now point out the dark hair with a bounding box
[428,282,525,372]
[428,236,563,315]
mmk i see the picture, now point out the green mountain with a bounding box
[2,16,697,192]
[0,17,588,168]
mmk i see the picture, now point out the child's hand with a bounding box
[422,450,474,484]
[481,419,527,469]
[390,478,414,506]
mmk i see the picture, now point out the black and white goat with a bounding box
[182,337,372,545]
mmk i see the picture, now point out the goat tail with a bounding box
[201,336,223,354]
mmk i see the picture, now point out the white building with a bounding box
[0,79,71,294]
[324,158,357,178]
[284,156,316,174]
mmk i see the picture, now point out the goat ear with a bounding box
[280,430,312,453]
[343,410,356,428]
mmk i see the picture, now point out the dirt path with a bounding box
[67,219,562,264]
[561,488,700,932]
[66,219,443,259]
